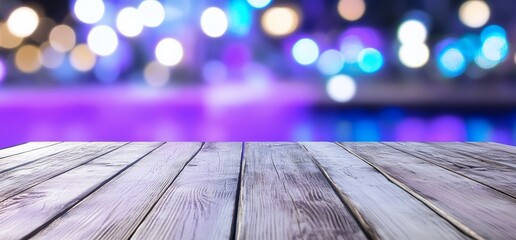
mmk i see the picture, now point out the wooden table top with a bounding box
[0,142,514,239]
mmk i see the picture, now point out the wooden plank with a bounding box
[341,142,516,239]
[469,142,516,155]
[236,142,367,240]
[32,142,203,240]
[131,142,242,239]
[458,142,516,169]
[0,142,126,202]
[301,142,468,240]
[386,142,516,198]
[0,142,85,174]
[0,142,162,240]
[0,142,60,159]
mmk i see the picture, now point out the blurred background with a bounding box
[0,0,515,147]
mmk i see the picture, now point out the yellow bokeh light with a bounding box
[337,0,366,21]
[15,45,42,73]
[70,44,96,72]
[49,25,76,52]
[261,6,300,37]
[459,0,490,28]
[7,6,40,38]
[0,23,23,49]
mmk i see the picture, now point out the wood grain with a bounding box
[0,142,60,159]
[386,142,516,198]
[301,142,468,240]
[236,142,367,240]
[0,142,84,173]
[131,142,242,240]
[342,142,516,239]
[0,142,162,240]
[32,142,203,240]
[452,142,516,169]
[0,142,126,202]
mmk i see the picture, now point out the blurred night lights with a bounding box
[7,7,39,38]
[0,23,23,49]
[49,25,76,52]
[70,44,97,72]
[261,6,300,37]
[317,50,344,76]
[437,47,467,78]
[74,0,105,24]
[15,45,42,73]
[144,61,170,87]
[459,0,490,28]
[138,0,165,28]
[398,43,430,68]
[40,42,65,69]
[155,38,184,66]
[292,38,319,65]
[337,0,366,21]
[87,25,118,56]
[397,20,427,44]
[326,75,357,103]
[0,58,5,82]
[247,0,272,9]
[357,48,383,73]
[116,7,144,37]
[201,7,229,38]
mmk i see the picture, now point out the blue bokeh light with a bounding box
[292,38,319,65]
[357,48,383,73]
[437,47,466,78]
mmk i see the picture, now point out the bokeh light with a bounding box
[87,25,118,56]
[49,25,76,52]
[437,47,466,78]
[144,61,170,87]
[317,49,344,75]
[261,6,300,37]
[70,44,96,72]
[15,45,42,73]
[202,60,228,84]
[200,7,228,38]
[326,75,356,103]
[481,36,508,62]
[398,43,430,68]
[7,7,39,38]
[397,20,427,44]
[337,0,366,21]
[138,0,165,28]
[292,38,319,65]
[155,38,184,66]
[459,0,490,28]
[0,58,6,83]
[116,7,144,38]
[357,48,383,73]
[247,0,272,9]
[40,42,65,69]
[0,23,23,49]
[73,0,105,24]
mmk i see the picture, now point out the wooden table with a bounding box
[0,142,515,239]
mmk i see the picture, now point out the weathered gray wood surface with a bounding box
[32,142,202,239]
[0,142,59,159]
[0,142,514,240]
[237,142,367,240]
[132,142,242,239]
[342,142,516,239]
[302,142,468,240]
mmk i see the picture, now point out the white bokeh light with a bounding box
[397,20,427,44]
[138,0,165,28]
[292,38,319,65]
[398,43,430,68]
[326,75,357,103]
[74,0,105,24]
[317,49,345,75]
[459,0,490,28]
[155,38,184,66]
[7,7,39,38]
[87,25,118,56]
[247,0,272,9]
[116,7,144,37]
[200,7,228,38]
